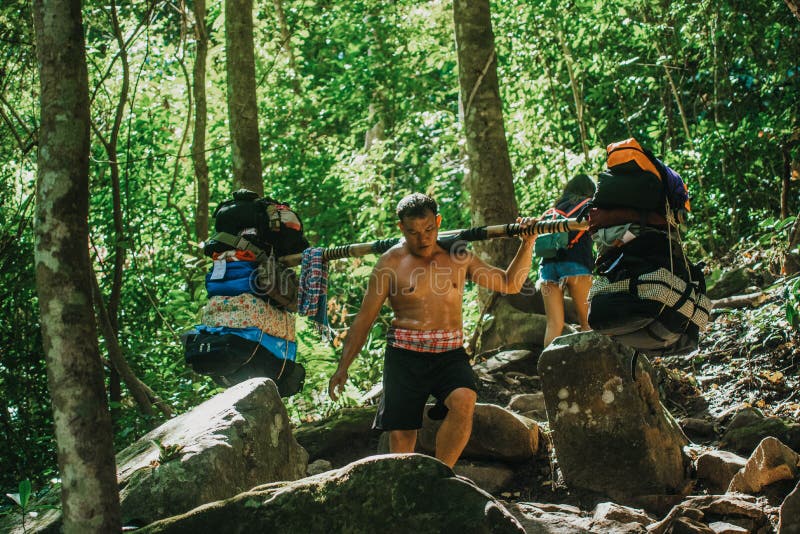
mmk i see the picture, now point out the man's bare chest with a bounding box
[393,257,466,298]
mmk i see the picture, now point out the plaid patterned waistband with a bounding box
[387,327,464,353]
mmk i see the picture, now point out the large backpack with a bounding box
[204,189,309,258]
[592,138,690,224]
[204,189,309,311]
[588,230,711,356]
[534,198,591,259]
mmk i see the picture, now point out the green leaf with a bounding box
[19,479,31,509]
[6,493,21,507]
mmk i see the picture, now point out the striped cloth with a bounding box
[387,327,464,353]
[297,247,331,339]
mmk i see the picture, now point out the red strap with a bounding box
[566,198,590,247]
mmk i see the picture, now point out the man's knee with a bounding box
[444,388,477,416]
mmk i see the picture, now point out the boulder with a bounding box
[727,436,800,494]
[592,502,653,526]
[454,460,516,494]
[681,418,718,441]
[538,331,690,502]
[708,522,750,534]
[501,288,580,324]
[721,408,800,455]
[140,454,525,533]
[306,459,332,476]
[506,392,547,421]
[417,403,539,462]
[696,450,747,494]
[706,267,752,300]
[506,502,647,533]
[1,378,308,533]
[476,299,565,353]
[474,349,540,376]
[649,495,771,534]
[779,480,800,534]
[116,378,308,526]
[293,405,379,467]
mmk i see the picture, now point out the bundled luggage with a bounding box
[184,189,308,395]
[587,139,709,356]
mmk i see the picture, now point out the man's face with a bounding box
[398,210,441,257]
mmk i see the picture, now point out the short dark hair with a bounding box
[396,193,437,220]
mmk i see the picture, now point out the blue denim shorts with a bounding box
[537,261,592,288]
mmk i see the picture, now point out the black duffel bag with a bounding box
[183,330,305,397]
[588,231,711,356]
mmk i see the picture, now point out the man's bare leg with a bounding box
[435,388,477,467]
[389,429,418,453]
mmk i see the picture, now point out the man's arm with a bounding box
[467,217,537,294]
[328,255,393,401]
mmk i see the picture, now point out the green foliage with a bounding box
[1,0,799,502]
[2,478,59,532]
[785,276,800,331]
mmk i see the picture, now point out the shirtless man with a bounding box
[328,193,537,468]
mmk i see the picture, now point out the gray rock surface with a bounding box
[727,436,799,495]
[696,450,747,494]
[140,454,525,533]
[117,378,308,525]
[538,331,690,502]
[417,403,539,463]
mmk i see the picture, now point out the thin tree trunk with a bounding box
[225,0,264,195]
[32,0,121,530]
[453,0,519,271]
[785,212,800,275]
[556,30,588,159]
[785,0,800,21]
[90,271,173,418]
[273,0,302,96]
[192,0,210,242]
[781,138,799,221]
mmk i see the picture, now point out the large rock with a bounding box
[116,378,308,525]
[417,403,539,463]
[293,405,379,466]
[506,502,648,533]
[1,378,308,533]
[454,460,516,494]
[507,392,548,421]
[648,495,770,534]
[538,331,690,502]
[140,454,525,533]
[474,349,540,376]
[727,436,800,494]
[721,408,800,456]
[706,267,752,300]
[476,299,565,353]
[696,450,747,494]
[779,480,800,534]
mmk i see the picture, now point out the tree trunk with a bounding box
[32,0,121,531]
[784,212,800,275]
[453,0,519,269]
[225,0,263,195]
[193,0,210,242]
[786,0,800,21]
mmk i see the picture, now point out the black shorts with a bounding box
[373,344,478,431]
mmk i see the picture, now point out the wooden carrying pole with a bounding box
[279,218,588,267]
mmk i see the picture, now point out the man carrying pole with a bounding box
[328,193,537,468]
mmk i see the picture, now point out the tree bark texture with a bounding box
[193,0,210,241]
[453,0,519,268]
[786,0,800,21]
[32,0,121,531]
[785,212,800,275]
[225,0,263,195]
